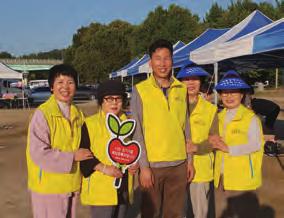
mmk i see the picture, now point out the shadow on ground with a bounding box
[220,192,275,218]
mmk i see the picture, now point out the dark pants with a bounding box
[141,162,187,218]
[90,204,127,218]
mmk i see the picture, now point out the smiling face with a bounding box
[220,90,243,109]
[150,48,172,80]
[181,76,201,97]
[101,95,123,116]
[51,74,76,104]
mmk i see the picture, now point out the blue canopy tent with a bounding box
[173,40,185,51]
[109,57,139,79]
[212,19,284,73]
[173,28,229,68]
[191,18,284,68]
[191,10,272,65]
[127,54,150,76]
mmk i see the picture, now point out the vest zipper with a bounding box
[38,168,42,183]
[88,177,90,193]
[209,153,213,169]
[249,154,254,178]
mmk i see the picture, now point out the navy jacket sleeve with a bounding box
[79,122,101,178]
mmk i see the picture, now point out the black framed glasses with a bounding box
[103,96,123,103]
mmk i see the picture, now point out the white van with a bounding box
[28,80,49,89]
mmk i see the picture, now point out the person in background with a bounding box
[131,39,194,218]
[177,66,218,218]
[80,80,138,218]
[214,72,264,218]
[200,83,214,103]
[26,64,93,218]
[244,86,280,141]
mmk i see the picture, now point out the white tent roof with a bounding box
[0,62,22,79]
[190,10,272,65]
[204,18,284,63]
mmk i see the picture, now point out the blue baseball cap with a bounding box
[176,66,210,79]
[215,77,250,91]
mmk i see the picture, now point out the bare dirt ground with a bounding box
[0,89,283,218]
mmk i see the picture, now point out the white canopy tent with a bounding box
[190,18,284,66]
[0,62,22,79]
[190,10,272,65]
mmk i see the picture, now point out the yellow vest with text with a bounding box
[214,105,264,191]
[80,110,134,205]
[190,96,217,182]
[135,75,187,162]
[26,95,84,194]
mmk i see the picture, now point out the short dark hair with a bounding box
[97,80,127,106]
[48,64,78,89]
[200,83,213,95]
[149,39,173,58]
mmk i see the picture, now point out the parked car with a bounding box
[28,87,51,106]
[28,85,97,106]
[74,86,97,101]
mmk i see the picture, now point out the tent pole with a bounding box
[214,62,218,105]
[131,76,134,88]
[276,68,279,89]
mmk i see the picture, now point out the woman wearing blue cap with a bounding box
[214,72,264,217]
[176,66,219,218]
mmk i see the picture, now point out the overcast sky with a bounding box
[0,0,275,56]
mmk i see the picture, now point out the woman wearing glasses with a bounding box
[79,80,137,218]
[213,71,264,217]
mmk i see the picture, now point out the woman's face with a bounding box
[51,75,76,104]
[181,76,201,97]
[101,95,123,115]
[220,90,243,109]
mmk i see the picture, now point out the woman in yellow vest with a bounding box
[176,66,218,218]
[80,80,137,218]
[26,64,93,218]
[214,71,264,217]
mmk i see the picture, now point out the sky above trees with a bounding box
[0,0,273,56]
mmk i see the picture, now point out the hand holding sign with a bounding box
[106,113,141,189]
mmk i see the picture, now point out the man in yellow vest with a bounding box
[214,71,264,218]
[176,66,218,218]
[131,39,194,218]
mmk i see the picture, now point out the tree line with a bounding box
[1,0,284,84]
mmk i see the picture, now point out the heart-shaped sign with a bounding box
[108,138,140,165]
[106,113,141,189]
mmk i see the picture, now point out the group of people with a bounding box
[26,39,265,218]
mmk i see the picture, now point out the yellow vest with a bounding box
[135,75,187,162]
[214,105,264,191]
[80,110,134,205]
[190,96,217,182]
[26,95,84,194]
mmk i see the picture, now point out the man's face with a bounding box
[150,48,172,80]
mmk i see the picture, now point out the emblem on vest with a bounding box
[193,120,206,126]
[174,96,183,102]
[231,128,242,135]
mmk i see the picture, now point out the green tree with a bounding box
[0,51,14,59]
[68,20,133,83]
[129,4,202,57]
[204,3,226,28]
[21,49,64,59]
